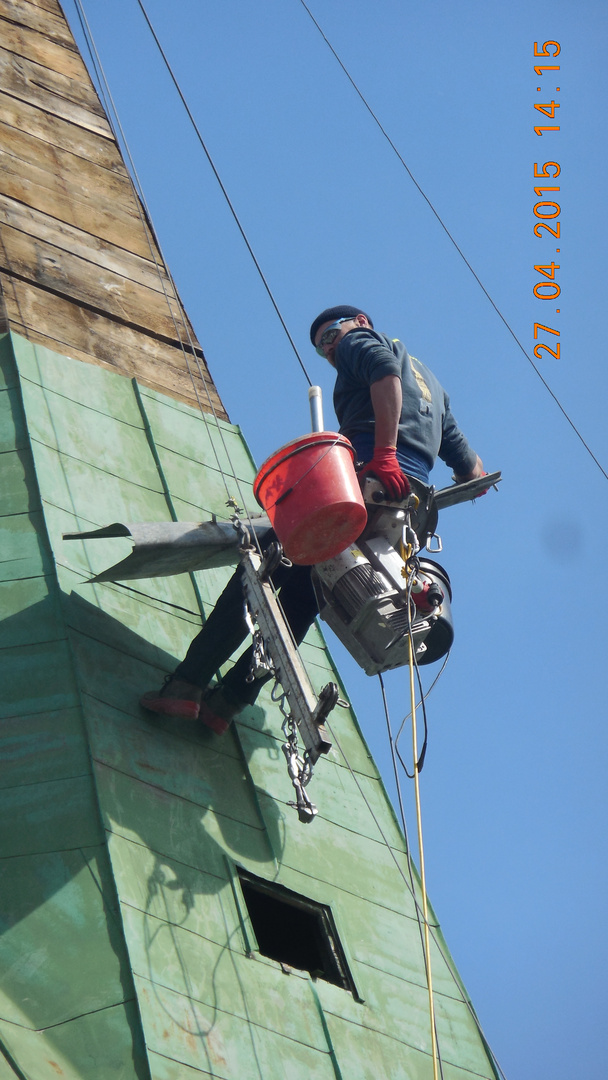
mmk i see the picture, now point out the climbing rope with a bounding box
[406,630,440,1080]
[392,519,442,1075]
[375,549,506,1080]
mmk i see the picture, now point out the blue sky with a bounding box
[64,2,608,1077]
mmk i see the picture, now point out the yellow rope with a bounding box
[407,633,440,1080]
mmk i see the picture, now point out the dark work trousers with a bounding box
[173,560,319,706]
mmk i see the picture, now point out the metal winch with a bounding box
[311,472,496,677]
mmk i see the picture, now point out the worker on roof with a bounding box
[309,305,485,496]
[141,305,484,733]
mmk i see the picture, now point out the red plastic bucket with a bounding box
[253,432,367,565]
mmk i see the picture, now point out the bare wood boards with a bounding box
[0,0,228,420]
[3,278,225,419]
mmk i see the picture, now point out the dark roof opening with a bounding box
[238,869,359,996]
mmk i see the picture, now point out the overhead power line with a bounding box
[298,0,607,483]
[134,0,314,388]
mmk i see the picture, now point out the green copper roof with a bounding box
[0,331,499,1079]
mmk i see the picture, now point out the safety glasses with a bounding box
[315,317,356,356]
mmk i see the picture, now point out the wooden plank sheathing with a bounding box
[19,0,63,18]
[0,194,178,295]
[0,44,110,137]
[0,247,186,354]
[0,12,88,81]
[0,89,127,170]
[0,0,78,47]
[0,127,153,257]
[0,8,228,419]
[0,213,188,340]
[3,285,226,416]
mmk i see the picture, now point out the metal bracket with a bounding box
[434,470,502,510]
[239,547,334,766]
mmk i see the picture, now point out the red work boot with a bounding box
[199,686,242,735]
[140,676,202,720]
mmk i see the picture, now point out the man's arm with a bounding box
[358,375,410,498]
[369,374,402,446]
[439,395,484,480]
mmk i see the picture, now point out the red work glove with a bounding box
[358,446,411,499]
[477,472,489,497]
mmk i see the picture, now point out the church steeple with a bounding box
[0,4,501,1078]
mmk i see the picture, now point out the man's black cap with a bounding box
[309,305,373,345]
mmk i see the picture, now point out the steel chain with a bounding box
[274,686,317,822]
[242,565,318,822]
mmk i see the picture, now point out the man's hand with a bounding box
[454,454,485,482]
[454,455,488,495]
[358,447,411,499]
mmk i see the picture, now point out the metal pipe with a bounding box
[308,385,324,432]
